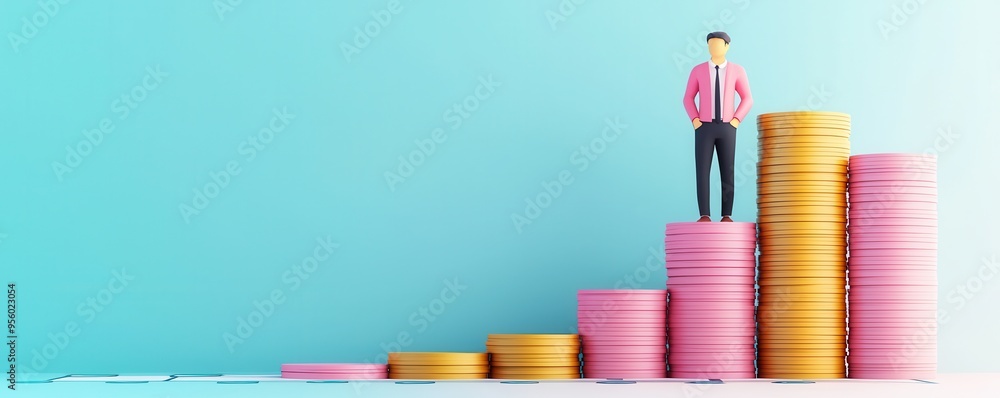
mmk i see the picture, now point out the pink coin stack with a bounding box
[577,289,668,379]
[664,222,758,379]
[846,153,938,380]
[280,363,389,380]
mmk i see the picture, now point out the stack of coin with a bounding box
[387,352,488,379]
[486,334,580,379]
[280,363,388,380]
[577,290,667,378]
[847,153,938,380]
[756,111,850,379]
[665,222,757,379]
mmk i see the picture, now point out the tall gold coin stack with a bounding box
[755,111,850,379]
[486,334,581,379]
[387,352,489,379]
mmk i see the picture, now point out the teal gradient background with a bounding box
[1,0,997,376]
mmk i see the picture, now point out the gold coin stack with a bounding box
[486,334,581,379]
[387,352,489,379]
[755,111,850,379]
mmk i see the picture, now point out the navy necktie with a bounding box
[714,65,721,122]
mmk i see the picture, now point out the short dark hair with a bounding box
[707,31,730,45]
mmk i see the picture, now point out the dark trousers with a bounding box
[694,121,737,217]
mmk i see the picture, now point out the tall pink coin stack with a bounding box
[846,153,938,379]
[664,222,758,379]
[577,289,668,378]
[280,363,389,380]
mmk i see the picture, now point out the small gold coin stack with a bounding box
[387,352,489,379]
[486,334,581,379]
[755,111,851,379]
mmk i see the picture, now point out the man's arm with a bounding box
[683,68,701,128]
[733,67,753,124]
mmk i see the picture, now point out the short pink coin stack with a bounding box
[280,363,389,380]
[846,153,938,380]
[664,222,758,379]
[577,289,668,378]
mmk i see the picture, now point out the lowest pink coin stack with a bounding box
[280,363,389,380]
[577,289,668,378]
[664,222,758,379]
[846,153,938,379]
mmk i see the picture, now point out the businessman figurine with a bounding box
[683,31,753,222]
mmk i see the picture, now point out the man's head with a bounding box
[707,31,730,58]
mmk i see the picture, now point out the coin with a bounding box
[668,364,755,373]
[486,345,580,355]
[389,365,489,374]
[491,373,581,379]
[281,363,388,373]
[489,353,580,361]
[757,222,846,231]
[670,371,756,379]
[758,372,846,379]
[490,366,580,374]
[758,120,851,130]
[487,334,580,346]
[758,157,850,167]
[667,267,756,277]
[757,366,846,374]
[388,373,487,379]
[759,189,847,197]
[387,352,488,366]
[758,135,851,145]
[759,174,848,184]
[583,362,667,372]
[758,128,852,139]
[758,269,845,279]
[490,359,580,367]
[664,222,758,234]
[757,356,847,365]
[848,370,935,379]
[757,237,847,246]
[758,255,846,264]
[759,148,851,156]
[281,370,388,380]
[758,207,848,216]
[759,148,850,155]
[757,111,850,121]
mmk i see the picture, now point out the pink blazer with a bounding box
[683,61,753,124]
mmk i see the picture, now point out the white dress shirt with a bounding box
[708,60,727,121]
